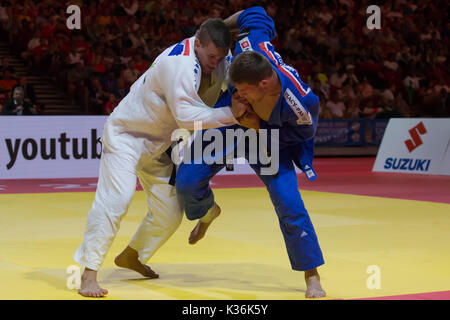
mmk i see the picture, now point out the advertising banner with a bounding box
[315,119,388,146]
[373,118,450,176]
[0,116,105,179]
[0,116,286,178]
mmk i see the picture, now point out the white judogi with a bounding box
[74,37,236,270]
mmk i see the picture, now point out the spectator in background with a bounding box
[0,2,8,25]
[0,57,14,74]
[100,70,119,97]
[393,92,411,117]
[103,92,120,115]
[131,53,149,74]
[47,40,65,76]
[15,76,36,105]
[13,76,43,114]
[31,37,49,72]
[316,4,333,25]
[326,92,346,118]
[86,76,109,114]
[395,47,412,70]
[344,99,361,119]
[358,77,374,99]
[309,60,328,84]
[118,46,133,67]
[89,52,107,74]
[73,34,90,56]
[339,78,357,102]
[329,66,347,89]
[116,77,129,99]
[19,29,39,67]
[67,45,84,66]
[284,22,302,56]
[361,97,383,119]
[312,79,329,101]
[40,15,57,42]
[383,52,399,72]
[192,8,207,26]
[1,86,38,115]
[403,68,422,90]
[0,69,18,93]
[122,60,140,86]
[375,96,405,119]
[2,0,448,116]
[345,65,359,84]
[319,103,334,119]
[403,68,423,107]
[67,62,91,105]
[381,83,396,102]
[435,46,447,65]
[421,77,450,116]
[120,0,139,16]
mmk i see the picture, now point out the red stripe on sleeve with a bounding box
[183,39,190,56]
[258,42,307,97]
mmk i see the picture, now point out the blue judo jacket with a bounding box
[227,6,320,180]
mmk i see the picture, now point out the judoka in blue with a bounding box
[176,7,325,272]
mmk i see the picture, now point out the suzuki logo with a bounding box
[405,121,427,152]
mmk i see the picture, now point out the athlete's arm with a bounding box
[154,58,246,130]
[223,10,243,32]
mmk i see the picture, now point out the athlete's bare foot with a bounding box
[78,268,108,298]
[114,246,159,278]
[305,268,326,298]
[189,203,221,245]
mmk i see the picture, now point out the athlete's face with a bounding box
[233,92,261,130]
[234,82,265,104]
[194,39,228,75]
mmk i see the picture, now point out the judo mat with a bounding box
[0,157,449,300]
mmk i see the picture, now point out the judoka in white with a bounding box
[73,19,248,298]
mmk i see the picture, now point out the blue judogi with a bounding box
[176,7,324,271]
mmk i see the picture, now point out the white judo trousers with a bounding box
[73,138,182,271]
[73,36,236,271]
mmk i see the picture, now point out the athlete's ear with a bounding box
[259,79,270,90]
[194,38,201,49]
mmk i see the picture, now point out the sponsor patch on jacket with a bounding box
[239,37,252,51]
[283,88,312,125]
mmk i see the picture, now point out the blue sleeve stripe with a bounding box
[168,39,188,56]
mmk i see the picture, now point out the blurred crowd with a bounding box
[0,0,449,117]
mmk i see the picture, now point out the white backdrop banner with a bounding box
[373,118,450,176]
[0,116,106,179]
[0,116,291,179]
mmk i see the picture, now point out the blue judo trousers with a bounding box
[176,92,325,271]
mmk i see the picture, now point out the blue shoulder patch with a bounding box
[168,42,184,56]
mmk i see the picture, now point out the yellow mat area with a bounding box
[0,188,449,300]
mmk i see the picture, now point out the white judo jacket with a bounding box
[101,36,237,158]
[74,38,239,271]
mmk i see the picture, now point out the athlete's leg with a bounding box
[176,91,235,221]
[115,152,183,276]
[249,149,325,297]
[74,146,139,297]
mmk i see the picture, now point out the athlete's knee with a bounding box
[279,211,313,236]
[93,186,134,220]
[176,173,203,200]
[166,209,183,231]
[176,179,192,196]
